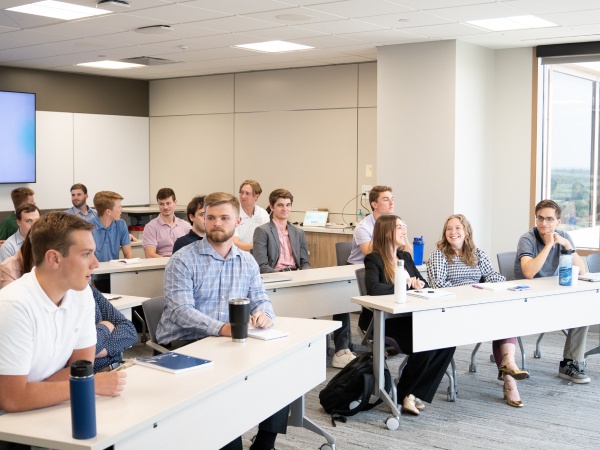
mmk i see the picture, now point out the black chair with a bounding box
[584,252,600,358]
[355,268,457,402]
[141,296,170,355]
[469,252,527,372]
[335,241,352,266]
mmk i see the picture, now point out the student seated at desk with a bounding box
[0,203,39,264]
[172,195,206,254]
[361,214,455,415]
[157,192,288,450]
[428,214,528,408]
[0,187,36,241]
[90,190,132,262]
[233,180,270,252]
[0,234,33,289]
[143,187,191,258]
[0,212,126,417]
[64,182,97,221]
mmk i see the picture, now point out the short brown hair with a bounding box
[16,203,40,220]
[93,191,124,216]
[369,185,392,211]
[269,189,293,207]
[239,180,262,196]
[156,188,176,202]
[186,195,206,224]
[11,187,35,209]
[29,212,94,266]
[535,199,561,219]
[204,192,240,215]
[70,183,88,194]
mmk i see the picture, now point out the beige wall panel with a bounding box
[358,63,377,107]
[235,65,359,112]
[357,108,377,216]
[150,115,234,205]
[234,109,357,216]
[150,74,234,116]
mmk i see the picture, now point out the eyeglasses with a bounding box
[535,215,556,224]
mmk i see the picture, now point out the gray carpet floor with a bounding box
[125,315,600,449]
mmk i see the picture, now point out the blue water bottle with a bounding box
[558,248,574,286]
[70,360,97,439]
[413,236,424,266]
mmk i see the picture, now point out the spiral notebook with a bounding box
[135,352,213,374]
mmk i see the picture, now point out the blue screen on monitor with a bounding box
[0,90,36,184]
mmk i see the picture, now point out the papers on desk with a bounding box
[579,273,600,282]
[111,257,143,264]
[248,327,289,340]
[261,273,293,284]
[135,352,213,374]
[471,281,522,291]
[408,289,456,300]
[103,294,122,301]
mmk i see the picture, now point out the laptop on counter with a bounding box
[303,210,329,227]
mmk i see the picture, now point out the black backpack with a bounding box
[319,352,392,425]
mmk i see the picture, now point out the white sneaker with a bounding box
[332,349,356,368]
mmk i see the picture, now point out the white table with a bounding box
[106,295,149,321]
[351,278,600,427]
[0,317,339,450]
[264,265,362,318]
[93,258,169,298]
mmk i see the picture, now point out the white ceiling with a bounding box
[2,0,600,80]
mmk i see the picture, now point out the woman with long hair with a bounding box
[359,214,455,415]
[427,214,529,407]
[0,233,33,288]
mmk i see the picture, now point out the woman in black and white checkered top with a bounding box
[427,214,529,408]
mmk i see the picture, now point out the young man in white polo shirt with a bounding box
[0,212,126,414]
[233,180,270,251]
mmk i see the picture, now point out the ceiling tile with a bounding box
[185,0,295,15]
[305,0,415,18]
[297,19,388,34]
[127,4,229,23]
[425,2,525,21]
[357,10,453,29]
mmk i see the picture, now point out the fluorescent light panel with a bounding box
[234,40,314,53]
[467,15,556,32]
[7,1,111,20]
[77,60,143,70]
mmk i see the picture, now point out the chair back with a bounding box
[355,268,367,296]
[335,241,353,266]
[141,296,165,345]
[497,251,517,281]
[586,252,600,273]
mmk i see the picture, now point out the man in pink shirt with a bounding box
[142,188,191,258]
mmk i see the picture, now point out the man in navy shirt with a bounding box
[172,195,206,254]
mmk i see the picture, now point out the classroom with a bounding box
[1,1,600,449]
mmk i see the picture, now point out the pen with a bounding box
[109,296,122,300]
[472,285,484,289]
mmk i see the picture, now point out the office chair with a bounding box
[335,241,352,266]
[584,252,600,358]
[141,296,170,355]
[469,252,527,372]
[355,268,457,402]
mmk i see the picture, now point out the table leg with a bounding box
[289,396,336,449]
[373,310,401,419]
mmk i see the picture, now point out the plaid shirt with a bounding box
[427,248,505,288]
[156,238,274,344]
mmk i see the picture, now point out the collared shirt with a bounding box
[90,216,131,262]
[172,229,204,254]
[347,214,376,265]
[0,229,24,263]
[64,205,98,221]
[514,227,576,279]
[0,212,17,241]
[156,238,275,344]
[234,205,270,244]
[273,221,296,271]
[142,215,191,257]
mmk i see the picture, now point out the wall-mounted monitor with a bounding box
[0,90,36,184]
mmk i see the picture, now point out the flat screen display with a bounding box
[0,90,36,184]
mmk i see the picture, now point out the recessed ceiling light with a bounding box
[97,0,129,8]
[7,1,112,20]
[466,15,556,32]
[76,60,144,70]
[135,25,173,35]
[275,14,313,21]
[234,40,314,53]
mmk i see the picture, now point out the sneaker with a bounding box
[558,360,590,384]
[332,349,356,369]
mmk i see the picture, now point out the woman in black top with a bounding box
[358,215,455,415]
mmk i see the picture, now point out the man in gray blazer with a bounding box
[252,188,310,273]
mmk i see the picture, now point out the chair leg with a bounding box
[133,309,147,343]
[534,333,544,358]
[469,342,482,372]
[445,357,457,402]
[584,328,600,358]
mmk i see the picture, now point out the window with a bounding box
[541,63,600,249]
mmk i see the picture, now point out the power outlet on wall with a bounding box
[361,185,372,199]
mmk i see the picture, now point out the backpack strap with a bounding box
[330,373,381,426]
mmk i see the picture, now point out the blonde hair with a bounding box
[436,214,477,267]
[93,191,124,216]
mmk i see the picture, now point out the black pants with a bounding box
[359,310,455,404]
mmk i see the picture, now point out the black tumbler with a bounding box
[228,297,250,342]
[70,360,97,439]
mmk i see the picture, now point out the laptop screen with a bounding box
[303,211,328,227]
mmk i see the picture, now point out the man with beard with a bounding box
[156,192,288,450]
[64,183,97,221]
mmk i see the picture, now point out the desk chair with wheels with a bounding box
[469,252,527,372]
[355,268,457,402]
[584,252,600,358]
[332,241,355,354]
[141,296,170,355]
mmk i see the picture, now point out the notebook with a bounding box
[135,352,213,374]
[303,210,329,227]
[110,258,143,264]
[579,272,600,282]
[261,273,293,284]
[472,281,521,291]
[407,289,456,300]
[248,327,289,340]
